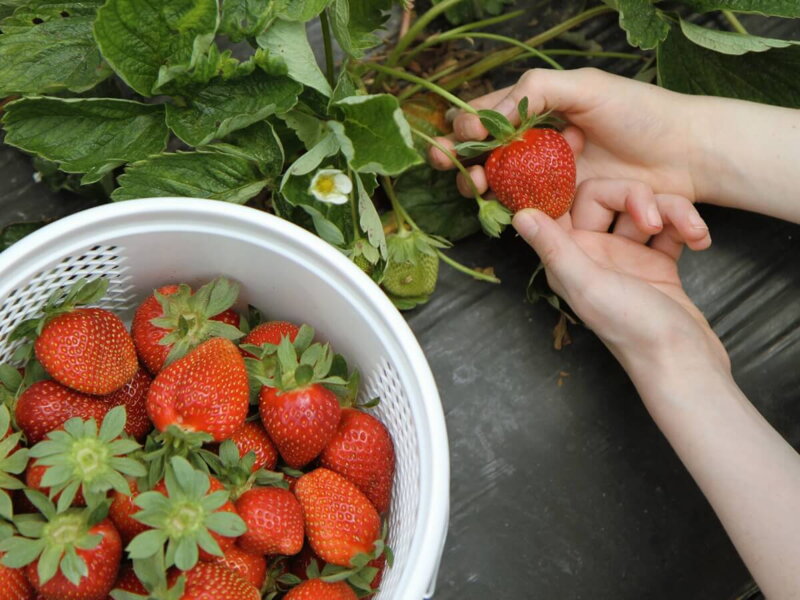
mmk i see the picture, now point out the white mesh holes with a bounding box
[364,358,420,599]
[0,244,136,364]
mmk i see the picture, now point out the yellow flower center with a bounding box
[314,175,336,195]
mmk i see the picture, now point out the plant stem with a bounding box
[722,9,747,34]
[543,49,646,61]
[320,9,336,87]
[396,63,461,101]
[385,0,466,69]
[411,128,483,199]
[381,176,406,231]
[435,249,500,283]
[441,32,564,70]
[368,63,478,114]
[398,9,526,67]
[349,169,360,240]
[440,5,613,90]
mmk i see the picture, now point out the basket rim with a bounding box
[0,197,450,599]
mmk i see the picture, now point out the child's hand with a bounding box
[514,177,727,376]
[429,68,704,205]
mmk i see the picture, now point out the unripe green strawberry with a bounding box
[352,254,374,276]
[382,253,438,298]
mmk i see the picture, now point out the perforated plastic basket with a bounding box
[0,198,449,600]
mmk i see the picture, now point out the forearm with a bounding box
[690,96,800,223]
[632,357,800,598]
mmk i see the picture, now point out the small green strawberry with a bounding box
[381,231,442,302]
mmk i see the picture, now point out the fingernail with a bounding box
[512,210,539,238]
[647,206,662,228]
[494,98,516,116]
[689,214,708,230]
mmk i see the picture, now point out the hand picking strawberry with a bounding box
[0,276,397,600]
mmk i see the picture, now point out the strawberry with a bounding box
[235,487,304,556]
[320,408,395,514]
[103,367,153,441]
[229,421,278,472]
[0,493,121,600]
[26,406,146,511]
[294,468,380,567]
[9,279,138,396]
[284,579,357,600]
[289,543,386,596]
[288,544,323,580]
[25,463,86,507]
[484,127,576,218]
[214,546,267,589]
[131,279,243,374]
[0,554,33,600]
[381,231,443,303]
[15,380,109,444]
[255,332,344,469]
[146,338,249,442]
[240,321,299,358]
[126,457,246,571]
[167,562,260,600]
[109,479,148,546]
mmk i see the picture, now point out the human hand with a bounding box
[513,177,728,378]
[429,68,705,206]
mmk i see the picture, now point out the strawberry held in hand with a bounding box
[11,278,138,395]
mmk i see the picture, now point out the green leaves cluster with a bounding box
[615,0,800,107]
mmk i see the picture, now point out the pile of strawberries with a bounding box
[0,277,396,600]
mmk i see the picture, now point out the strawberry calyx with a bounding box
[263,557,302,600]
[207,439,289,500]
[0,490,104,586]
[317,525,393,596]
[143,426,216,487]
[243,324,315,403]
[8,278,109,363]
[0,405,29,523]
[150,277,245,367]
[110,554,185,600]
[126,456,246,571]
[28,406,146,511]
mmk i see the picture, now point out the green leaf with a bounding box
[0,491,12,521]
[126,528,168,559]
[658,26,800,108]
[220,0,279,41]
[0,222,45,251]
[329,0,392,58]
[300,204,347,246]
[395,165,480,242]
[0,537,44,567]
[354,172,387,259]
[204,511,246,536]
[679,19,799,55]
[0,366,22,392]
[477,109,514,141]
[279,110,326,150]
[112,150,269,203]
[0,1,111,95]
[165,71,301,146]
[1,97,168,184]
[99,406,126,442]
[257,18,331,96]
[334,95,423,176]
[173,535,199,570]
[283,131,340,180]
[279,0,330,21]
[617,0,669,50]
[680,0,800,17]
[93,0,219,96]
[205,121,284,177]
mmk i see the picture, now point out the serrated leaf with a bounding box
[257,18,331,96]
[679,19,799,55]
[93,0,219,96]
[2,97,168,184]
[329,0,391,58]
[166,71,301,146]
[658,26,800,108]
[279,0,330,21]
[112,150,269,203]
[617,0,669,50]
[220,0,280,41]
[0,1,111,96]
[354,172,387,259]
[206,121,284,177]
[477,109,514,140]
[334,95,423,176]
[680,0,800,17]
[300,204,347,246]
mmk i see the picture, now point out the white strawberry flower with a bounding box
[309,169,352,205]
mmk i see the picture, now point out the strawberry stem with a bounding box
[410,128,484,199]
[367,63,478,116]
[431,32,564,70]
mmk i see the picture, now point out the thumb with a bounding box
[512,209,596,298]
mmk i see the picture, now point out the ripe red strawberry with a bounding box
[131,279,243,374]
[240,321,300,358]
[284,579,357,600]
[146,338,249,441]
[235,487,304,556]
[16,381,108,444]
[109,479,148,546]
[214,546,267,589]
[484,128,576,218]
[229,421,279,472]
[103,367,153,440]
[289,543,385,596]
[320,408,395,513]
[294,468,380,567]
[167,562,260,600]
[0,554,33,600]
[22,516,122,600]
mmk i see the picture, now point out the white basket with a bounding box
[0,198,449,600]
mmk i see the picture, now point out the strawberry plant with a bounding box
[0,0,798,310]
